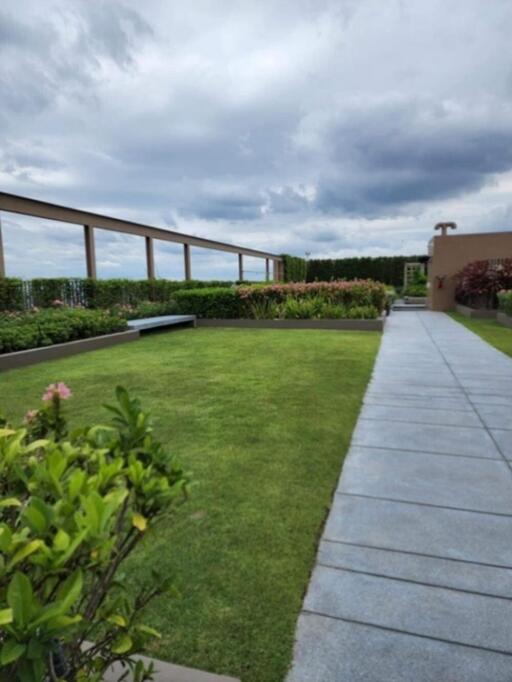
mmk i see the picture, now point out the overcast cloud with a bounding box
[1,0,512,279]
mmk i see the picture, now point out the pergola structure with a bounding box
[0,192,284,282]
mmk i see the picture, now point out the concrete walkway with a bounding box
[287,311,512,682]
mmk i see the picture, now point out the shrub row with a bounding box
[306,256,426,287]
[0,278,237,311]
[173,281,386,319]
[455,259,512,309]
[0,308,127,354]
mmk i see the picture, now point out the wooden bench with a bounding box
[127,315,196,332]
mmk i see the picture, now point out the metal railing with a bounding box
[0,192,283,281]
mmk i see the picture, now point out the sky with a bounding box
[1,0,512,280]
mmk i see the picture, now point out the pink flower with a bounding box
[24,409,39,424]
[42,382,72,402]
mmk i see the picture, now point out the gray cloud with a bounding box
[1,0,512,278]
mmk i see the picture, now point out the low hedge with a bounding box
[0,308,127,354]
[173,288,248,318]
[0,278,25,311]
[173,281,386,320]
[498,290,512,317]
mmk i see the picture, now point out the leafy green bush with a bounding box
[0,384,189,681]
[402,270,427,297]
[498,290,512,316]
[0,278,24,311]
[173,288,248,318]
[0,309,127,354]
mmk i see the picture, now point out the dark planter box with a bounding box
[197,317,385,331]
[455,304,497,319]
[0,330,140,372]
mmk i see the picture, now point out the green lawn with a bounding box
[449,313,512,358]
[0,327,380,682]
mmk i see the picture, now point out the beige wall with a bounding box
[428,232,512,311]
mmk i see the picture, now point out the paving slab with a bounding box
[288,311,512,682]
[359,403,482,427]
[287,614,512,682]
[474,403,512,429]
[318,540,512,599]
[305,565,512,652]
[352,418,500,458]
[339,446,512,513]
[323,494,512,566]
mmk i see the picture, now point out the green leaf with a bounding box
[0,608,13,625]
[111,632,133,654]
[7,572,33,628]
[135,624,161,639]
[53,529,70,552]
[58,568,83,611]
[7,539,44,570]
[0,639,26,665]
[0,497,22,509]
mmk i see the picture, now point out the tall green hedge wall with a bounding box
[306,256,426,287]
[281,255,307,282]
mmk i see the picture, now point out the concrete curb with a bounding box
[0,330,140,372]
[455,304,496,319]
[104,654,239,682]
[196,317,385,331]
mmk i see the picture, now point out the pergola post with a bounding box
[184,243,192,280]
[265,258,270,281]
[274,259,283,282]
[0,216,5,278]
[238,253,244,281]
[83,225,96,279]
[145,236,155,279]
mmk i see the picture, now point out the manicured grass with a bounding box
[449,313,512,358]
[0,328,380,682]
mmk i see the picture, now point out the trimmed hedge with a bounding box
[282,255,307,282]
[173,288,248,318]
[0,278,237,311]
[0,308,127,354]
[0,277,24,311]
[307,256,426,287]
[173,281,386,320]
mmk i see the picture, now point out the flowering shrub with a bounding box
[455,259,512,308]
[238,280,387,311]
[498,290,512,317]
[173,281,386,319]
[109,300,178,320]
[0,384,189,681]
[0,308,127,354]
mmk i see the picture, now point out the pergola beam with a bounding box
[0,192,281,261]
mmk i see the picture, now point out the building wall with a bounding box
[428,232,512,311]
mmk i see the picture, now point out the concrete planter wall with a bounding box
[497,312,512,329]
[404,296,426,305]
[0,330,140,372]
[455,304,497,319]
[197,317,385,331]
